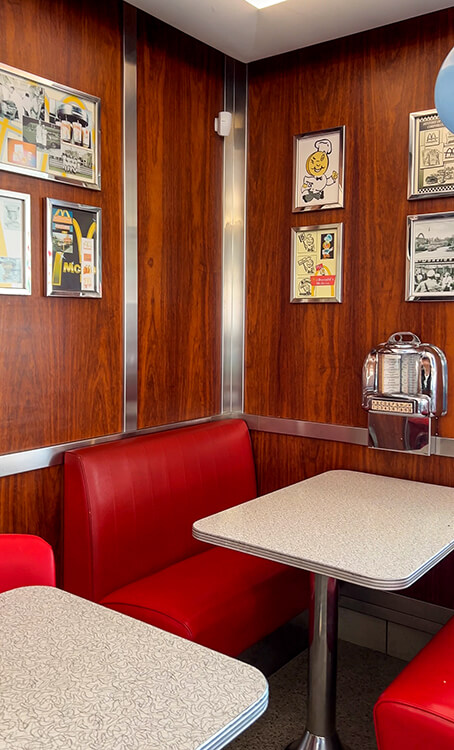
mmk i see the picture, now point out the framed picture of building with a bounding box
[293,126,345,212]
[45,199,102,298]
[291,222,343,303]
[406,211,454,301]
[408,109,454,199]
[0,188,31,295]
[0,62,100,189]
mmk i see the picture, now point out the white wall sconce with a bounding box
[214,111,232,137]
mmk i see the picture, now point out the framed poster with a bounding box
[408,109,454,199]
[406,211,454,301]
[0,62,100,189]
[293,126,345,212]
[0,188,31,295]
[46,199,101,298]
[291,223,343,303]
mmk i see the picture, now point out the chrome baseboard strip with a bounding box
[340,582,454,626]
[243,414,369,446]
[221,58,247,414]
[123,3,139,432]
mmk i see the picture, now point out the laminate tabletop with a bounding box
[193,470,454,590]
[0,586,268,750]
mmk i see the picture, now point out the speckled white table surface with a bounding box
[193,469,454,590]
[0,586,268,750]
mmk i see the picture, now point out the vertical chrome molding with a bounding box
[123,3,139,431]
[221,58,248,413]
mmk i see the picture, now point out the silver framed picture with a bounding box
[406,211,454,301]
[293,126,345,212]
[46,198,102,298]
[0,188,31,295]
[291,222,343,303]
[0,61,100,189]
[408,109,454,200]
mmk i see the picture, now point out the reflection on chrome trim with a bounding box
[222,58,247,414]
[243,414,368,446]
[123,4,138,432]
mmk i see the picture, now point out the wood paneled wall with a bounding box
[0,0,124,453]
[246,8,454,607]
[137,14,224,427]
[0,2,224,577]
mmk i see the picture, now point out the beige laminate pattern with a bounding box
[0,587,268,750]
[193,470,454,590]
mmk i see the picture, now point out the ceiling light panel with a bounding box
[244,0,288,9]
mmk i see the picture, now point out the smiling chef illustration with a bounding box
[301,138,338,203]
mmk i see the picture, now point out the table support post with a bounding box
[286,573,344,750]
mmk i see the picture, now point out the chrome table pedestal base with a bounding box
[285,730,344,750]
[285,574,347,750]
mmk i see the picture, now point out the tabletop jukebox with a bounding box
[362,332,447,455]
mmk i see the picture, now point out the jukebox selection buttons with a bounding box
[370,400,414,414]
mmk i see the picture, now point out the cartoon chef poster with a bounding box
[293,127,344,211]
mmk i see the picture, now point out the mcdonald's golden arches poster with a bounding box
[46,199,101,298]
[290,223,343,303]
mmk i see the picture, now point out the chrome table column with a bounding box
[287,574,344,750]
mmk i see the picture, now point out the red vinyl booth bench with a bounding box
[63,418,309,656]
[374,615,454,750]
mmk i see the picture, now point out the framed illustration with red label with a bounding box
[45,198,101,298]
[290,223,343,303]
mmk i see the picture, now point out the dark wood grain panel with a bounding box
[0,466,63,582]
[246,9,454,436]
[137,14,224,427]
[250,430,454,608]
[0,0,123,452]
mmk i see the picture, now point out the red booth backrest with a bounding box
[64,419,257,602]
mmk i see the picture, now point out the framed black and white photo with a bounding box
[0,62,100,189]
[0,188,31,295]
[408,109,454,199]
[406,211,454,301]
[291,222,343,303]
[46,199,101,298]
[293,126,345,212]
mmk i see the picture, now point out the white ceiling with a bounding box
[129,0,453,63]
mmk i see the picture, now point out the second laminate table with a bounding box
[0,586,268,750]
[193,469,454,750]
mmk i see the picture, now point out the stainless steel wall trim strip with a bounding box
[221,58,247,413]
[243,414,369,446]
[0,416,227,478]
[2,414,454,477]
[123,3,138,432]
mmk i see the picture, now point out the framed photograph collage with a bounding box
[0,61,102,297]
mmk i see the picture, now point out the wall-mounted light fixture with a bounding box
[435,47,454,134]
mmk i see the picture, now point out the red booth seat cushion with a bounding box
[374,616,454,750]
[101,546,307,657]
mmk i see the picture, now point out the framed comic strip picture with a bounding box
[406,212,454,301]
[293,126,345,212]
[408,109,454,199]
[291,223,343,303]
[46,199,102,298]
[0,188,31,295]
[0,62,100,189]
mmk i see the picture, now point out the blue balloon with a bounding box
[435,47,454,134]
